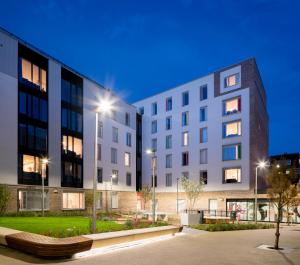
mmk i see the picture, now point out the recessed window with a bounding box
[223,144,241,161]
[200,170,207,185]
[182,171,189,179]
[166,135,172,149]
[182,111,189,126]
[200,107,207,122]
[200,85,208,101]
[139,107,144,115]
[62,192,85,209]
[200,127,208,143]
[200,149,208,164]
[182,132,189,146]
[223,120,241,138]
[223,97,241,115]
[97,168,103,183]
[112,127,118,143]
[111,148,117,164]
[126,172,132,186]
[112,170,119,185]
[151,138,157,152]
[126,132,132,147]
[166,97,172,111]
[125,112,130,126]
[151,120,157,134]
[98,121,103,138]
[182,91,189,106]
[166,116,172,130]
[223,168,241,183]
[224,73,240,88]
[182,152,189,166]
[151,102,157,116]
[125,152,131,167]
[166,154,172,168]
[98,144,101,161]
[166,173,172,187]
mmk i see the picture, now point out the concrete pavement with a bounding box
[0,225,299,265]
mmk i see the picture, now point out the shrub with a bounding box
[0,185,11,215]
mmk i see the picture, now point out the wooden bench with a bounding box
[5,232,93,258]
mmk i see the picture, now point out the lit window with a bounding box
[151,102,157,115]
[223,97,241,115]
[182,91,189,106]
[182,132,189,146]
[151,120,157,134]
[166,173,172,187]
[223,168,241,183]
[62,135,83,158]
[200,85,208,101]
[166,135,172,149]
[62,192,85,209]
[182,152,189,166]
[166,97,172,111]
[182,111,189,126]
[200,107,207,122]
[223,144,241,161]
[166,154,172,168]
[223,120,242,138]
[125,152,131,167]
[166,116,172,130]
[225,73,240,88]
[200,127,208,143]
[200,149,208,164]
[22,59,32,82]
[23,155,40,173]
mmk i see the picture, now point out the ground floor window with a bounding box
[62,192,85,209]
[112,192,118,209]
[18,190,49,211]
[96,192,103,209]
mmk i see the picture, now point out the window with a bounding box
[19,190,49,211]
[223,97,241,115]
[166,116,172,130]
[182,132,189,146]
[182,172,189,179]
[111,148,117,164]
[61,108,82,133]
[125,112,130,126]
[223,168,241,183]
[223,144,241,161]
[200,149,208,164]
[111,192,118,208]
[112,170,118,184]
[112,127,118,143]
[98,121,103,138]
[200,127,208,143]
[96,192,103,209]
[98,144,101,161]
[166,154,172,168]
[23,155,40,173]
[62,192,85,209]
[166,135,172,149]
[200,85,208,101]
[166,173,172,187]
[166,97,172,111]
[225,73,240,88]
[200,107,207,122]
[182,152,189,166]
[151,102,157,115]
[223,120,241,138]
[126,132,132,147]
[111,110,117,121]
[126,173,132,186]
[62,135,83,158]
[151,120,157,134]
[125,152,131,167]
[151,175,157,187]
[182,91,189,106]
[151,138,157,152]
[200,171,207,185]
[182,111,189,126]
[61,78,82,107]
[97,168,103,183]
[139,107,144,115]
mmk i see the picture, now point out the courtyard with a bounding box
[0,224,299,265]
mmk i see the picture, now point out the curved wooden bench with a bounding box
[5,232,93,258]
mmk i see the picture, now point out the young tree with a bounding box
[139,185,152,211]
[267,165,298,249]
[0,184,11,215]
[180,176,205,211]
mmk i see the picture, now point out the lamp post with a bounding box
[254,161,268,223]
[110,174,117,212]
[41,158,49,217]
[92,97,113,233]
[146,149,156,224]
[176,177,179,214]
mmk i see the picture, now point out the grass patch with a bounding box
[0,216,168,238]
[191,222,275,232]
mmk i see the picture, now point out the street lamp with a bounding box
[110,174,117,212]
[92,97,113,233]
[254,160,268,223]
[146,148,156,223]
[40,158,49,217]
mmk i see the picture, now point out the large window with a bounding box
[182,132,189,146]
[200,127,208,143]
[182,91,189,106]
[151,120,157,134]
[200,107,207,122]
[166,97,172,111]
[61,108,83,133]
[62,135,83,158]
[166,135,172,149]
[111,148,118,164]
[166,116,172,130]
[200,85,208,101]
[224,73,240,88]
[182,152,189,166]
[200,149,208,164]
[151,102,157,115]
[125,152,131,167]
[166,154,172,168]
[62,192,85,209]
[19,124,47,152]
[223,120,241,138]
[223,97,241,115]
[166,173,172,187]
[223,144,241,161]
[223,168,241,183]
[182,111,189,126]
[21,58,47,92]
[23,155,40,173]
[61,78,83,107]
[19,190,49,211]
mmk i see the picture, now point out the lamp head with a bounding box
[98,98,113,114]
[41,158,49,165]
[146,149,153,155]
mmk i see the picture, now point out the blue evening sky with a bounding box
[0,0,299,155]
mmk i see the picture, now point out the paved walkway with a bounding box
[0,225,299,265]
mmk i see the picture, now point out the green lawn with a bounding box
[0,216,126,238]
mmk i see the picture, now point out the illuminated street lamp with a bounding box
[146,148,156,223]
[41,158,49,217]
[254,160,269,223]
